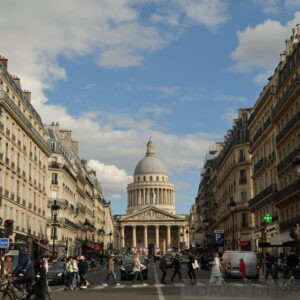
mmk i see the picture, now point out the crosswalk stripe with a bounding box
[154,284,165,287]
[93,285,106,289]
[174,283,185,287]
[229,283,247,287]
[114,284,126,288]
[196,282,205,286]
[250,284,266,288]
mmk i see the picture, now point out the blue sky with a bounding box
[1,0,300,215]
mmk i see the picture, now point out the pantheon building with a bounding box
[114,140,189,254]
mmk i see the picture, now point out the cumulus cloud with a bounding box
[0,0,225,206]
[140,105,173,115]
[231,12,300,82]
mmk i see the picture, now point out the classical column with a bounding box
[138,189,141,205]
[166,225,171,247]
[182,226,186,245]
[155,225,159,249]
[163,189,166,205]
[144,225,148,248]
[132,226,136,247]
[178,225,182,248]
[121,226,125,248]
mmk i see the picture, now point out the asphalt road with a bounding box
[50,262,300,300]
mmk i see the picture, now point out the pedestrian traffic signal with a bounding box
[4,219,14,237]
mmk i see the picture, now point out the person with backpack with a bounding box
[159,255,167,284]
[170,254,182,282]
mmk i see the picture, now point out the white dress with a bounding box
[211,257,221,276]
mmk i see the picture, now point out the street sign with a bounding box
[0,238,9,248]
[214,230,224,246]
[264,214,272,223]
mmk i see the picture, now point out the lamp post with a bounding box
[203,219,210,253]
[51,200,60,258]
[180,232,184,250]
[185,229,189,249]
[228,198,237,250]
[115,234,119,251]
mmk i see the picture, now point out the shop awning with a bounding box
[240,241,250,246]
[85,243,101,250]
[270,232,294,246]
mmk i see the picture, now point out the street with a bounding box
[50,262,300,300]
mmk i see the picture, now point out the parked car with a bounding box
[221,251,259,279]
[120,255,148,280]
[48,262,67,285]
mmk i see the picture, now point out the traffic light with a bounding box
[4,219,14,237]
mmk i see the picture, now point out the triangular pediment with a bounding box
[122,206,183,221]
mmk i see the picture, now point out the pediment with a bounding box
[122,206,182,221]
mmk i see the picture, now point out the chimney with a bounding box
[0,56,8,69]
[24,90,31,102]
[280,53,286,62]
[12,75,21,89]
[285,39,293,55]
[297,24,300,35]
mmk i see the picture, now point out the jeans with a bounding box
[132,271,144,284]
[79,273,87,286]
[171,270,182,281]
[103,271,117,284]
[265,267,274,280]
[160,269,167,283]
[188,267,196,280]
[13,277,33,293]
[66,272,73,289]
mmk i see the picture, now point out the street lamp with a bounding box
[203,219,210,252]
[228,198,236,250]
[51,200,60,257]
[115,234,119,251]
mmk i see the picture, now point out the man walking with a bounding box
[102,254,120,286]
[159,255,167,284]
[78,256,89,289]
[264,252,274,282]
[187,252,196,284]
[171,254,182,283]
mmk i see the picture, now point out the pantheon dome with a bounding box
[127,139,175,214]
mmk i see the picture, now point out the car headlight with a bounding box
[57,273,63,277]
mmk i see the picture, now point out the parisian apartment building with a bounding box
[0,56,115,259]
[190,25,300,253]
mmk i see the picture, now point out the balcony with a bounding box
[273,75,300,118]
[48,162,60,169]
[273,179,300,204]
[63,164,77,183]
[249,184,277,208]
[51,180,58,185]
[47,198,68,207]
[279,216,300,232]
[251,116,272,146]
[76,203,86,213]
[76,187,86,199]
[277,147,300,173]
[276,111,300,144]
[0,90,49,152]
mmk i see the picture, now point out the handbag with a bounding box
[192,260,200,270]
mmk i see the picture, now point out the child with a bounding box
[239,259,247,283]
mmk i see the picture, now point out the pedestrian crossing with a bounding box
[51,281,267,292]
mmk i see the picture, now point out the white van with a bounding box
[221,251,259,279]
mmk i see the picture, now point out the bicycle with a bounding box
[0,275,51,300]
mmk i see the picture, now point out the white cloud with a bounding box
[221,108,238,124]
[284,0,300,7]
[255,0,280,14]
[253,69,274,84]
[231,12,300,82]
[140,106,173,115]
[215,95,247,103]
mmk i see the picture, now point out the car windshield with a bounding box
[49,263,65,272]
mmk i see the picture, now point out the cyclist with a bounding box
[11,247,35,299]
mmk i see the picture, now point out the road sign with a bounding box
[0,238,9,248]
[214,231,224,245]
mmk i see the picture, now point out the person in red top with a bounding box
[240,259,247,283]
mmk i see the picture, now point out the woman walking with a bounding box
[187,252,196,284]
[209,252,224,285]
[65,257,74,290]
[132,253,148,287]
[102,254,120,286]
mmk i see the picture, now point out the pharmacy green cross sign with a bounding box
[264,214,272,223]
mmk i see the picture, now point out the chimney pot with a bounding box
[24,90,31,102]
[0,56,8,69]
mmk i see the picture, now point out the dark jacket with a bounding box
[159,258,167,270]
[287,254,299,267]
[188,255,195,268]
[13,255,35,279]
[172,258,181,271]
[78,259,89,274]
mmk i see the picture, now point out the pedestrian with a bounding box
[239,259,247,283]
[170,254,182,283]
[102,254,120,286]
[131,253,148,287]
[187,251,196,284]
[209,252,224,285]
[72,256,80,289]
[65,257,74,290]
[159,255,167,284]
[285,250,299,279]
[264,252,275,282]
[78,256,89,289]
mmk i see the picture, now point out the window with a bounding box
[239,169,247,184]
[239,149,245,162]
[143,176,146,182]
[156,176,159,182]
[241,191,247,202]
[51,173,58,185]
[137,177,140,182]
[150,176,153,182]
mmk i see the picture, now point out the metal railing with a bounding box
[273,179,300,203]
[249,184,277,207]
[277,147,300,173]
[279,215,300,231]
[276,111,300,144]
